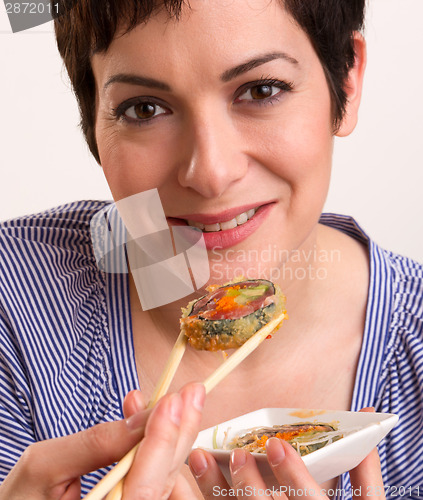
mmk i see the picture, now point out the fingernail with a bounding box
[169,393,182,426]
[230,448,247,473]
[266,438,286,466]
[126,409,147,432]
[192,383,205,412]
[190,449,208,477]
[133,391,145,412]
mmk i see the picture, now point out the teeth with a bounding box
[187,208,258,232]
[236,212,248,225]
[204,223,221,232]
[220,218,238,230]
[187,220,205,230]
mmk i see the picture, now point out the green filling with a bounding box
[234,285,268,305]
[200,302,276,338]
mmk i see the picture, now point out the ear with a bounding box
[335,32,367,137]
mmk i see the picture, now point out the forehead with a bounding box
[92,0,314,88]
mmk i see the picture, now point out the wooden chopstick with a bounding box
[85,312,286,500]
[203,312,286,393]
[85,332,188,500]
[147,330,188,408]
[84,446,138,500]
[106,478,123,499]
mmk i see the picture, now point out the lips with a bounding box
[167,202,275,250]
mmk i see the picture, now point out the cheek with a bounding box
[280,120,333,224]
[283,113,333,187]
[239,94,334,241]
[96,128,175,202]
[243,103,333,191]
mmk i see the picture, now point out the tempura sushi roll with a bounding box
[180,278,285,350]
[228,422,343,456]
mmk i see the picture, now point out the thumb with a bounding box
[349,448,385,499]
[349,407,385,499]
[33,409,150,483]
[123,390,147,419]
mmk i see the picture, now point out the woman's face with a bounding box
[92,0,336,281]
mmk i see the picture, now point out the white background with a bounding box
[1,0,422,262]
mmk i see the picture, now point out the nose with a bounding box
[177,111,247,199]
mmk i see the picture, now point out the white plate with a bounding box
[193,408,398,487]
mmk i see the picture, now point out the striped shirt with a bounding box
[0,201,422,497]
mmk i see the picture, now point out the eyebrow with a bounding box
[103,74,171,92]
[103,51,299,92]
[220,52,299,82]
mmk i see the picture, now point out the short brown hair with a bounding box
[53,0,365,163]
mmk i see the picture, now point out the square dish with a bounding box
[192,408,398,487]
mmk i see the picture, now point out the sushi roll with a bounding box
[228,422,343,456]
[180,278,286,351]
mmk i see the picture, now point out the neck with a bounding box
[129,222,369,414]
[129,224,340,347]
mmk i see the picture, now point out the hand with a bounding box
[189,408,386,499]
[120,384,206,499]
[0,382,205,500]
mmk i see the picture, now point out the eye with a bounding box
[113,97,170,125]
[234,79,293,105]
[238,84,281,101]
[124,102,167,121]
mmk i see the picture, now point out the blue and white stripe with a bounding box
[0,204,422,497]
[320,214,423,499]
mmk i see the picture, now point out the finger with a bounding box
[229,448,276,499]
[189,449,230,500]
[123,392,183,499]
[265,438,323,499]
[14,410,150,485]
[349,407,385,499]
[0,411,150,499]
[148,382,205,498]
[172,383,205,467]
[60,478,81,500]
[168,470,204,500]
[349,449,385,499]
[122,390,146,419]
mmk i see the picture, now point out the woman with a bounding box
[0,0,422,498]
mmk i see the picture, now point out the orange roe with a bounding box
[256,435,269,447]
[275,431,301,441]
[255,430,301,450]
[215,294,244,312]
